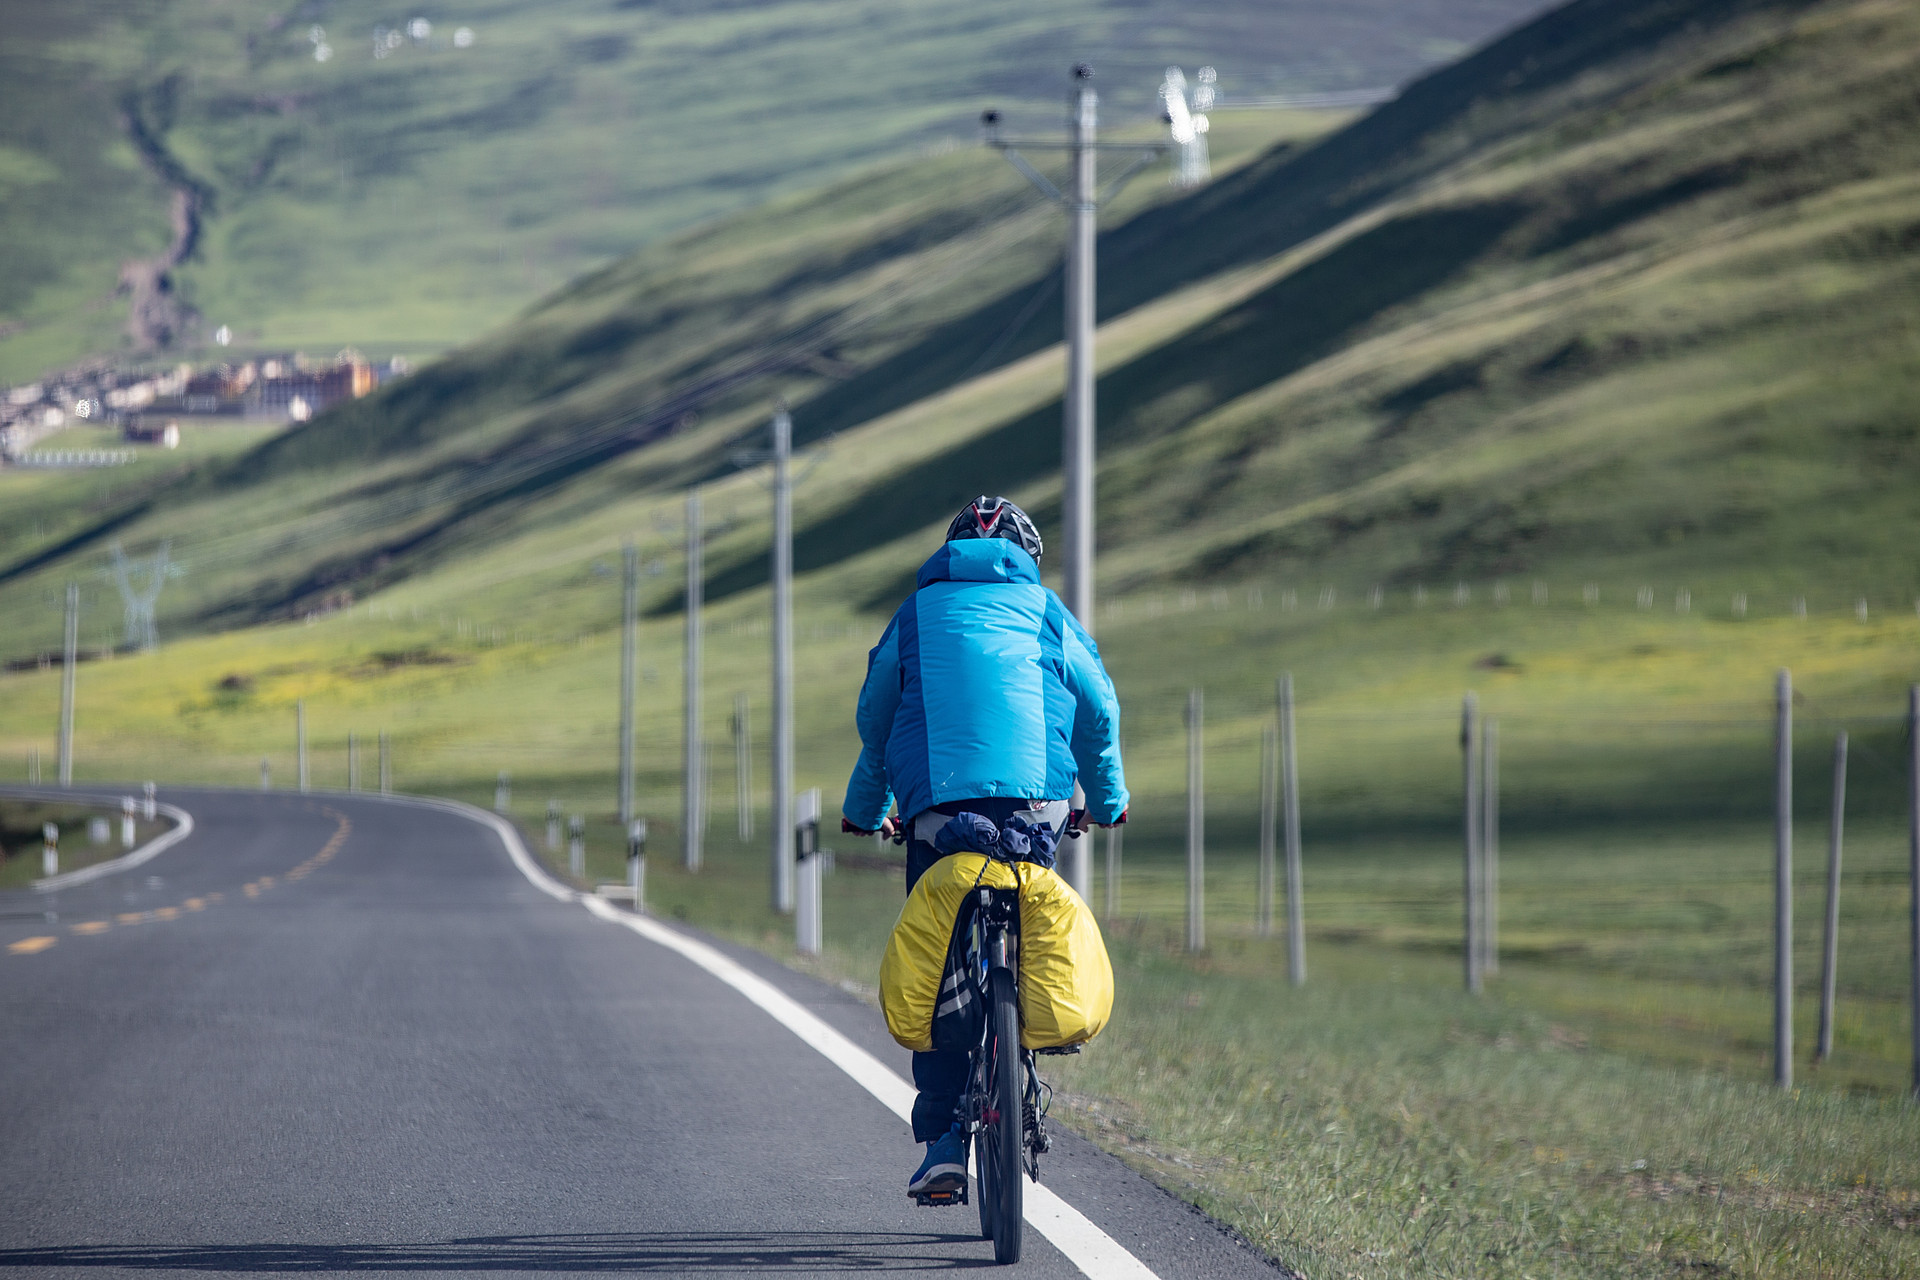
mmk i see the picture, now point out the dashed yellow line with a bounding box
[10,805,352,957]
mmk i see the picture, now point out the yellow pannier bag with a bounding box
[880,853,1114,1052]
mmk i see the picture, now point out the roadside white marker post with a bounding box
[569,814,586,879]
[628,819,648,913]
[1462,692,1482,995]
[57,583,77,786]
[1280,673,1305,986]
[546,801,561,853]
[1818,731,1847,1063]
[348,732,359,792]
[121,796,136,849]
[42,822,58,877]
[795,787,822,956]
[494,770,510,814]
[143,780,156,821]
[1185,688,1204,953]
[297,700,309,793]
[619,539,637,828]
[1775,668,1793,1089]
[379,732,391,794]
[1483,717,1499,976]
[28,748,39,785]
[260,757,271,790]
[684,489,704,872]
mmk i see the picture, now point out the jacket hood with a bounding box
[915,539,1041,589]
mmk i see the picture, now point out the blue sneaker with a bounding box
[907,1128,968,1199]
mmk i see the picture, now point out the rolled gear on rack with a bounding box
[880,814,1114,1052]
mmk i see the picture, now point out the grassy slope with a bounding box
[0,0,1548,382]
[4,0,1920,1274]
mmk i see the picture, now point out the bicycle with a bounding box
[908,822,1082,1264]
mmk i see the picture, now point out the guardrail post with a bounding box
[796,787,822,956]
[121,796,136,848]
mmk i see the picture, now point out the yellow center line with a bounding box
[14,805,353,957]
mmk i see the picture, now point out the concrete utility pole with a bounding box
[619,539,638,828]
[985,66,1171,630]
[771,408,796,913]
[1062,70,1097,625]
[1775,668,1793,1089]
[57,583,77,786]
[684,490,704,872]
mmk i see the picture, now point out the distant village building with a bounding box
[245,357,376,419]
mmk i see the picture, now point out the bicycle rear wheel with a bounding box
[981,968,1024,1263]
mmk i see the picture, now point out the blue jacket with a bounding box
[843,540,1128,828]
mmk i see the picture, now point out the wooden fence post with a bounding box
[1774,669,1793,1089]
[1186,688,1204,953]
[1462,692,1482,995]
[1818,731,1847,1063]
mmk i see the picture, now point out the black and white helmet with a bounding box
[945,496,1043,561]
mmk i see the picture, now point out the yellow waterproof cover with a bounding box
[880,853,1115,1051]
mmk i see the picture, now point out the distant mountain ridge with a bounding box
[0,0,1552,383]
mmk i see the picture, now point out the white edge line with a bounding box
[413,791,1160,1280]
[0,789,198,892]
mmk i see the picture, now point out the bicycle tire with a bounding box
[984,967,1024,1263]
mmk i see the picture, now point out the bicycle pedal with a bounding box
[912,1186,968,1207]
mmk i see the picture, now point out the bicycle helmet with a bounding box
[945,496,1043,561]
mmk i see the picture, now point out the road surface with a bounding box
[0,788,1283,1277]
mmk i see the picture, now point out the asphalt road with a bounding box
[0,788,1282,1278]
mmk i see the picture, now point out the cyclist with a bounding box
[840,495,1127,1201]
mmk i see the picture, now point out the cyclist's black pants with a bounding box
[903,797,1039,1143]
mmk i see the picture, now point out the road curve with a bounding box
[0,787,1283,1278]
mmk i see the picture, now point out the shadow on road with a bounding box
[0,1231,1001,1272]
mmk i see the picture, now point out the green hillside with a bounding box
[3,0,1915,657]
[0,0,1550,383]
